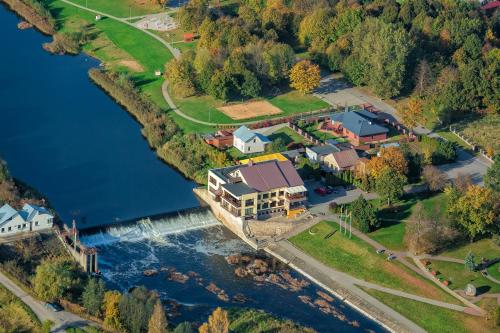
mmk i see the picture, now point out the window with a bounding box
[245,199,254,206]
[248,147,250,152]
[270,202,276,208]
[262,203,269,209]
[245,208,253,216]
[271,192,277,198]
[209,176,217,185]
[18,225,21,229]
[22,224,26,229]
[35,221,39,226]
[278,190,284,196]
[253,139,256,143]
[1,228,4,233]
[262,193,269,199]
[8,227,11,231]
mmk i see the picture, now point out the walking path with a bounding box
[0,271,94,332]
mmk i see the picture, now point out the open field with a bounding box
[63,0,162,17]
[290,221,460,304]
[218,100,283,120]
[427,260,500,294]
[487,262,500,280]
[301,122,349,142]
[268,126,309,146]
[363,288,497,333]
[436,130,475,154]
[440,238,500,260]
[451,114,500,153]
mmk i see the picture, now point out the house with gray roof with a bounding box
[0,203,54,237]
[208,159,307,220]
[233,126,270,154]
[305,145,340,163]
[331,110,389,146]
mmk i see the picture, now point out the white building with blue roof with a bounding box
[0,203,54,237]
[233,126,271,154]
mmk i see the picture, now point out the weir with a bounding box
[79,207,220,247]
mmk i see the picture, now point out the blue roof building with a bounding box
[330,110,389,145]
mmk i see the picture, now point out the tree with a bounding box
[103,291,123,331]
[422,165,447,192]
[240,71,261,98]
[42,320,54,333]
[484,155,500,193]
[289,60,321,94]
[263,43,295,84]
[397,98,424,128]
[148,300,168,333]
[82,278,106,317]
[413,59,432,97]
[199,307,229,333]
[33,259,79,302]
[119,286,158,333]
[447,185,496,242]
[208,70,234,101]
[375,168,407,206]
[404,202,425,254]
[174,322,195,333]
[165,53,197,97]
[350,195,379,232]
[298,8,332,46]
[464,251,476,272]
[379,147,408,176]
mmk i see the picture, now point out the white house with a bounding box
[233,126,270,154]
[0,203,54,237]
[305,145,340,163]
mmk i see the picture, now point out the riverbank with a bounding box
[1,0,54,34]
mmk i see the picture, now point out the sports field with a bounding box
[218,100,282,120]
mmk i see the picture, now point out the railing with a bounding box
[223,194,241,207]
[285,193,306,200]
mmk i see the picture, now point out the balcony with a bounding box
[222,193,241,207]
[285,193,307,201]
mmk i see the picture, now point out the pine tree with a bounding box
[82,278,106,317]
[148,300,168,333]
[464,251,476,272]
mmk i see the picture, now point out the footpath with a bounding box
[0,271,93,332]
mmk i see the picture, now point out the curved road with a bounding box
[0,271,93,332]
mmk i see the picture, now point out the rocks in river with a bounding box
[234,267,248,278]
[206,282,229,302]
[226,254,241,265]
[316,290,334,302]
[143,269,158,277]
[17,21,33,30]
[217,291,229,302]
[168,271,189,283]
[279,271,310,291]
[314,299,331,309]
[349,320,360,328]
[298,295,314,307]
[232,293,247,303]
[187,271,200,278]
[253,275,266,283]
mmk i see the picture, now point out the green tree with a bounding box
[173,322,195,333]
[351,18,414,97]
[119,286,158,333]
[42,320,54,333]
[464,251,475,272]
[82,278,106,317]
[240,71,261,98]
[484,155,500,193]
[177,0,209,31]
[350,195,379,232]
[375,168,407,206]
[208,70,234,101]
[148,300,168,333]
[298,8,332,47]
[33,259,79,302]
[263,43,295,84]
[165,52,197,97]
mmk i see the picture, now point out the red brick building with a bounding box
[330,110,388,146]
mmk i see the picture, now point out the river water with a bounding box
[0,6,385,332]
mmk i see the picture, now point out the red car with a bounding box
[314,187,327,196]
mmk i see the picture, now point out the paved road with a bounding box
[0,271,93,332]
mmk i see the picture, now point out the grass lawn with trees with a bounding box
[0,284,42,332]
[427,260,500,294]
[63,0,162,17]
[362,288,497,333]
[440,238,500,260]
[451,114,500,154]
[290,221,460,304]
[487,262,500,281]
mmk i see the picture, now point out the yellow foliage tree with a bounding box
[198,307,229,333]
[102,291,123,331]
[148,300,168,333]
[397,98,424,128]
[289,60,321,94]
[366,147,408,178]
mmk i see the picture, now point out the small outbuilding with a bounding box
[183,33,195,42]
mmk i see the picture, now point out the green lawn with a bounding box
[268,126,309,146]
[362,288,496,333]
[440,238,500,260]
[65,0,162,17]
[267,91,329,114]
[436,130,475,154]
[369,220,406,251]
[428,261,500,294]
[487,262,500,281]
[290,221,460,304]
[301,122,348,142]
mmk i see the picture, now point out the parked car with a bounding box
[45,302,63,312]
[314,187,327,196]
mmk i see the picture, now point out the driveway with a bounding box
[0,271,93,332]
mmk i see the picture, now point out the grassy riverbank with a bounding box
[2,0,55,34]
[0,284,42,332]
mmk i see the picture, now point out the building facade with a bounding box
[208,160,307,220]
[0,203,54,237]
[233,126,270,154]
[331,110,389,146]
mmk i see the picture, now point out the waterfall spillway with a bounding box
[80,209,220,247]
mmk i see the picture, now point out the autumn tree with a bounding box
[103,291,123,331]
[366,147,408,178]
[199,307,229,333]
[375,168,407,206]
[148,300,168,333]
[289,60,321,94]
[33,259,80,302]
[165,52,197,98]
[397,97,424,128]
[447,185,496,242]
[422,165,447,192]
[413,59,433,97]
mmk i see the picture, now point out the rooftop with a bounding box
[233,126,270,143]
[239,160,303,192]
[221,183,255,197]
[239,153,288,165]
[330,149,359,168]
[307,145,340,155]
[331,110,389,137]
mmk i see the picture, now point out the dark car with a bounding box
[314,187,327,196]
[45,302,63,312]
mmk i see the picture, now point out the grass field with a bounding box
[452,114,500,153]
[66,0,162,17]
[301,122,348,142]
[436,130,475,155]
[487,262,500,280]
[428,260,500,294]
[268,127,309,146]
[363,288,496,333]
[440,238,500,260]
[290,221,460,304]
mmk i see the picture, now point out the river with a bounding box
[0,5,385,332]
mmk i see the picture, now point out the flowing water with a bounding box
[0,5,386,332]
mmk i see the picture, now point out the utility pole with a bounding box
[339,205,343,233]
[349,211,352,239]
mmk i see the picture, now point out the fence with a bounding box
[449,126,494,162]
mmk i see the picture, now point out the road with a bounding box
[0,271,93,332]
[314,74,492,184]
